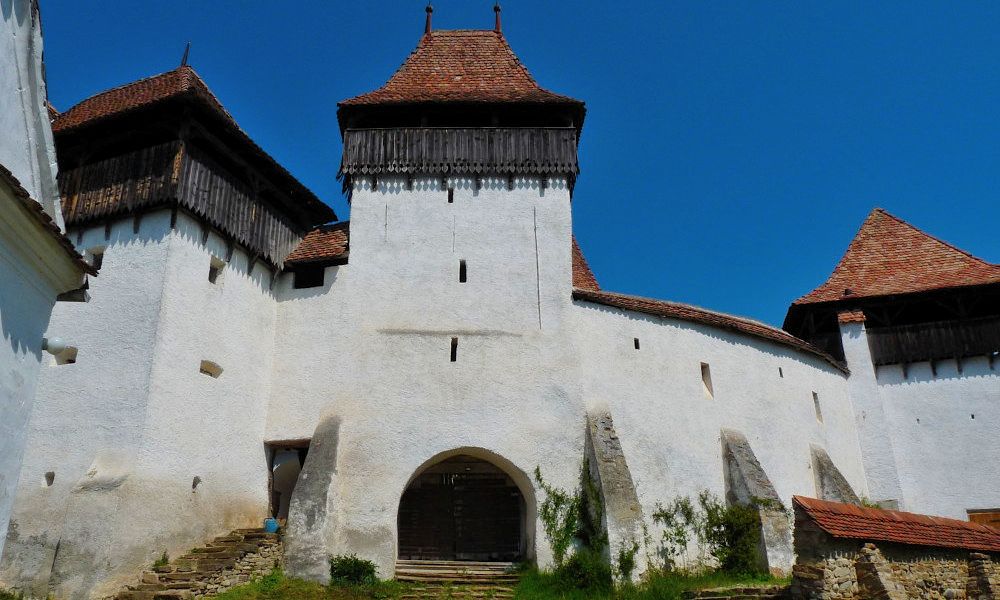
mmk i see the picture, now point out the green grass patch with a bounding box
[514,568,788,600]
[210,569,410,600]
[0,589,23,600]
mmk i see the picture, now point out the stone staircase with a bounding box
[395,560,519,599]
[115,528,280,600]
[682,585,789,600]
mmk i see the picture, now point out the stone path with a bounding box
[115,528,280,599]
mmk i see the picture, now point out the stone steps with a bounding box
[395,560,520,597]
[115,528,280,600]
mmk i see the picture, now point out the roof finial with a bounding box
[425,3,433,35]
[180,41,191,67]
[494,2,502,33]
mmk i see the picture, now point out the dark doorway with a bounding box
[266,440,310,521]
[397,455,525,561]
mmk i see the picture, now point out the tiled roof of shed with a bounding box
[794,496,1000,552]
[340,30,582,106]
[795,208,1000,305]
[574,288,845,371]
[51,66,334,223]
[0,162,95,276]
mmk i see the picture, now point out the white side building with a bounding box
[0,0,92,563]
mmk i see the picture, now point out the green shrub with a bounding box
[330,553,378,586]
[554,549,612,591]
[698,492,763,575]
[152,550,170,569]
[0,589,22,600]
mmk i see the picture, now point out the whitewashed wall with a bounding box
[0,0,60,222]
[571,301,868,568]
[878,359,999,520]
[0,211,278,599]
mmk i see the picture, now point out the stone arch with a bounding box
[397,447,537,563]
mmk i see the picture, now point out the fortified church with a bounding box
[1,5,998,599]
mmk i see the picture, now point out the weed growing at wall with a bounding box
[330,554,378,586]
[534,460,613,587]
[152,551,170,569]
[649,491,768,576]
[0,588,22,600]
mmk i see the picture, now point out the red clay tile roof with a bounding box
[795,208,1000,305]
[574,289,846,371]
[52,66,334,223]
[837,310,866,324]
[285,222,349,264]
[794,496,1000,553]
[340,30,582,106]
[0,162,96,276]
[572,238,599,291]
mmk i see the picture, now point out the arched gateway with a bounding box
[397,450,535,562]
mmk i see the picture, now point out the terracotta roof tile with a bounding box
[837,310,866,324]
[340,30,582,106]
[52,66,334,223]
[795,208,1000,305]
[572,237,599,291]
[795,496,1000,552]
[574,289,845,371]
[0,162,95,276]
[285,222,349,264]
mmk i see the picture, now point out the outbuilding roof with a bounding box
[794,208,1000,305]
[574,288,845,371]
[340,30,583,107]
[794,496,1000,553]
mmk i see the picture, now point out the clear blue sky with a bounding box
[40,1,1000,326]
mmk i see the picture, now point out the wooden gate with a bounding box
[398,456,523,561]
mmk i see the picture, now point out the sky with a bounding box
[39,1,1000,326]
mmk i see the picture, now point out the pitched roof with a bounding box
[795,208,1000,305]
[794,496,1000,553]
[285,222,349,264]
[340,30,583,106]
[574,289,845,371]
[0,162,95,276]
[572,238,599,291]
[52,66,334,223]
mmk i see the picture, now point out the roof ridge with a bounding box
[585,288,788,333]
[60,65,190,116]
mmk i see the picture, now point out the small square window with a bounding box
[293,265,325,289]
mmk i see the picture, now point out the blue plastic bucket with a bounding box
[263,518,279,533]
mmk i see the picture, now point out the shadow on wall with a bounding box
[876,355,997,385]
[1,0,30,27]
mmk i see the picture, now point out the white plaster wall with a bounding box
[570,301,868,567]
[0,0,61,222]
[875,358,999,520]
[0,215,58,564]
[0,211,279,598]
[269,176,582,576]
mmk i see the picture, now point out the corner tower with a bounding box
[336,5,585,332]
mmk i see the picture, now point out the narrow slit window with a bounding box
[54,347,78,365]
[778,367,784,378]
[293,265,325,289]
[701,363,714,399]
[813,392,823,423]
[447,188,454,204]
[633,338,640,350]
[208,256,226,284]
[199,360,223,378]
[450,337,458,362]
[459,260,467,283]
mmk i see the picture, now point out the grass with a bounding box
[210,569,789,600]
[515,568,787,600]
[0,589,23,600]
